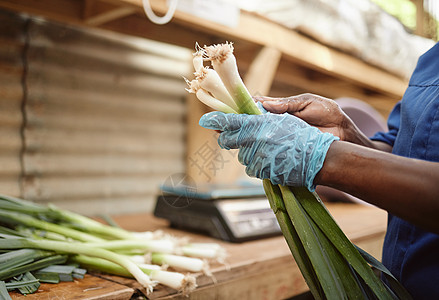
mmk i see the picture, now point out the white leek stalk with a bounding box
[181,243,226,262]
[194,67,240,112]
[203,42,261,115]
[82,239,175,254]
[71,255,196,294]
[150,253,205,272]
[186,79,238,114]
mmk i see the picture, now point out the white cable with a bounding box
[142,0,179,25]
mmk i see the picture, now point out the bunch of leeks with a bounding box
[186,42,412,300]
[0,194,226,297]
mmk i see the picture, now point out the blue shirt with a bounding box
[371,42,439,299]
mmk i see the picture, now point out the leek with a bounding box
[187,42,411,300]
[0,195,137,240]
[8,272,40,295]
[0,236,156,293]
[71,255,197,294]
[0,194,227,296]
[0,210,103,242]
[150,253,206,273]
[0,281,11,300]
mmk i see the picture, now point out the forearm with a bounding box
[342,117,392,152]
[316,141,439,233]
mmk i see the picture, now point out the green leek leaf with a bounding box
[9,272,40,295]
[355,246,412,300]
[263,180,324,300]
[0,254,67,281]
[291,186,397,300]
[279,185,347,299]
[0,281,12,300]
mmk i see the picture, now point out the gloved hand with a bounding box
[199,111,339,191]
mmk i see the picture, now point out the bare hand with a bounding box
[254,93,352,141]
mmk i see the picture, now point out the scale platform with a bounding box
[154,183,281,243]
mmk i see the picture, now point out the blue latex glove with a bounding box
[199,111,339,191]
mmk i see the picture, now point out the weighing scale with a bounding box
[154,182,281,243]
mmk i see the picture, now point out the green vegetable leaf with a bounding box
[291,186,397,300]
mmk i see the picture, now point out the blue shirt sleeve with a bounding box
[370,101,401,147]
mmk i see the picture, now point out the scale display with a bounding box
[217,199,280,239]
[154,183,281,242]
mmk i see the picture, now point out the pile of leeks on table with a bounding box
[186,42,412,300]
[0,194,227,298]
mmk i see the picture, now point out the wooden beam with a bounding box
[0,0,82,23]
[414,0,425,37]
[83,0,135,26]
[104,0,407,98]
[274,60,399,114]
[244,46,282,96]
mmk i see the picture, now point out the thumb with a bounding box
[199,111,246,131]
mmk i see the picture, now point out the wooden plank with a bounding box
[414,0,425,37]
[244,46,282,95]
[83,0,136,26]
[0,127,21,153]
[21,174,177,200]
[0,177,21,197]
[24,153,184,175]
[273,59,400,116]
[0,154,21,175]
[39,195,158,216]
[0,0,83,23]
[10,274,134,300]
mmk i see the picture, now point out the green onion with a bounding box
[151,253,206,272]
[202,42,261,115]
[82,239,175,254]
[33,272,60,284]
[71,255,197,294]
[186,79,238,114]
[8,272,40,295]
[0,281,12,300]
[0,195,137,241]
[0,236,156,293]
[181,243,226,261]
[0,249,52,271]
[0,254,67,281]
[0,194,228,295]
[5,278,40,290]
[35,265,78,282]
[0,210,103,242]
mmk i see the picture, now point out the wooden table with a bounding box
[10,203,387,300]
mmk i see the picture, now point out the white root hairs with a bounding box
[184,78,201,94]
[180,274,197,296]
[202,259,212,277]
[143,277,158,295]
[193,66,208,80]
[204,41,234,63]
